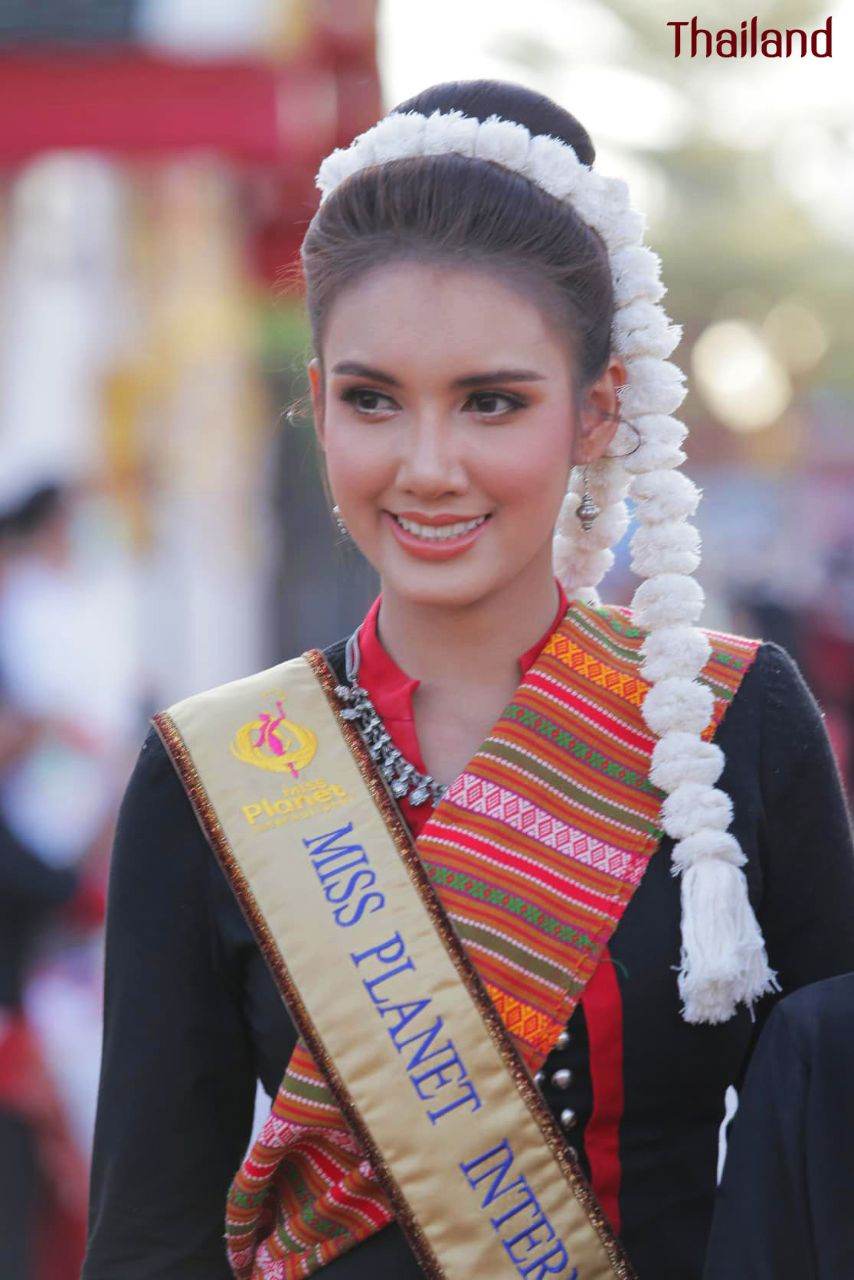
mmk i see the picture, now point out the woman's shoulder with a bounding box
[137,638,351,806]
[109,724,214,912]
[585,601,826,751]
[153,637,350,721]
[580,598,771,689]
[578,597,763,650]
[120,723,197,830]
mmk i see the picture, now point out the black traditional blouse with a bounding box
[82,622,854,1280]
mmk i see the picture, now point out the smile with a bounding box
[382,510,492,561]
[394,514,487,541]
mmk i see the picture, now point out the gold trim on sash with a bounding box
[153,649,635,1280]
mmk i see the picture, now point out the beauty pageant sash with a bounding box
[152,599,760,1280]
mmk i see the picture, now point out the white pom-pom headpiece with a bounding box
[316,108,776,1024]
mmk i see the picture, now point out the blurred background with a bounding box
[0,1,851,1275]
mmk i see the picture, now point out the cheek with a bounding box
[477,416,573,511]
[323,418,391,502]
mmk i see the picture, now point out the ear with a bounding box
[573,354,628,466]
[307,358,326,449]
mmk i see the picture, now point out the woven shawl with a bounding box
[223,599,760,1278]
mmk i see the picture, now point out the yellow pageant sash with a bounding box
[153,651,635,1280]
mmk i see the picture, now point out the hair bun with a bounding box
[393,79,596,167]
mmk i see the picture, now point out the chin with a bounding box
[380,556,509,609]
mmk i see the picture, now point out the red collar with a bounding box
[356,579,569,728]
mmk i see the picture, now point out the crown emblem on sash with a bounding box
[230,698,318,776]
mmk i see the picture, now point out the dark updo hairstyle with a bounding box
[300,80,616,403]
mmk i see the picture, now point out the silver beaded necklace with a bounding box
[334,628,447,808]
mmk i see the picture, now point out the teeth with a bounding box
[395,514,487,541]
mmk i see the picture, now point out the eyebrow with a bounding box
[330,360,546,388]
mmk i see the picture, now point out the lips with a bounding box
[383,510,492,561]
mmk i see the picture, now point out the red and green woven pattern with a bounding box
[225,600,761,1279]
[417,601,759,1069]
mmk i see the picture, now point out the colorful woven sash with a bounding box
[206,599,759,1278]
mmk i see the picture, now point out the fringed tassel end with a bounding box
[677,858,779,1024]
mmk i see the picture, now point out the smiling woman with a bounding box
[308,260,620,635]
[82,80,854,1280]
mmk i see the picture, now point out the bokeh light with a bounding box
[692,320,792,432]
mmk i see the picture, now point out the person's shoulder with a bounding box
[119,723,196,830]
[764,971,854,1057]
[130,722,178,789]
[154,638,351,722]
[586,602,801,750]
[588,599,768,676]
[777,971,854,1021]
[108,723,211,896]
[141,640,350,794]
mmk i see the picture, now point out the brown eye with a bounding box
[340,387,397,414]
[465,391,525,417]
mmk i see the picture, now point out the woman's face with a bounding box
[308,260,623,608]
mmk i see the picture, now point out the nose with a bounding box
[395,412,469,497]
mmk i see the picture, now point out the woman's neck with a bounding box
[376,558,561,690]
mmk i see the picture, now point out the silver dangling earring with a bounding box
[575,465,600,531]
[331,504,349,538]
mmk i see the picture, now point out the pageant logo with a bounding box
[241,776,350,830]
[230,697,318,776]
[668,15,833,58]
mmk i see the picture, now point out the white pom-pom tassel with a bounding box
[573,500,629,551]
[556,487,583,524]
[584,462,631,508]
[677,857,778,1024]
[613,298,682,359]
[630,522,701,577]
[583,175,644,251]
[368,113,427,162]
[671,828,743,872]
[641,622,710,683]
[640,623,710,682]
[422,109,479,156]
[620,358,687,417]
[552,531,576,584]
[571,546,616,587]
[524,133,584,199]
[629,413,688,449]
[631,470,702,524]
[632,573,705,629]
[642,677,713,737]
[650,732,723,791]
[553,531,615,593]
[570,169,613,228]
[622,435,686,475]
[474,115,532,172]
[316,145,367,198]
[662,782,733,840]
[611,244,666,305]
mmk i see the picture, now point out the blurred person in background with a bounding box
[83,82,854,1280]
[703,972,854,1279]
[0,488,107,1280]
[733,533,854,804]
[803,537,854,799]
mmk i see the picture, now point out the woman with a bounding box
[82,81,854,1280]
